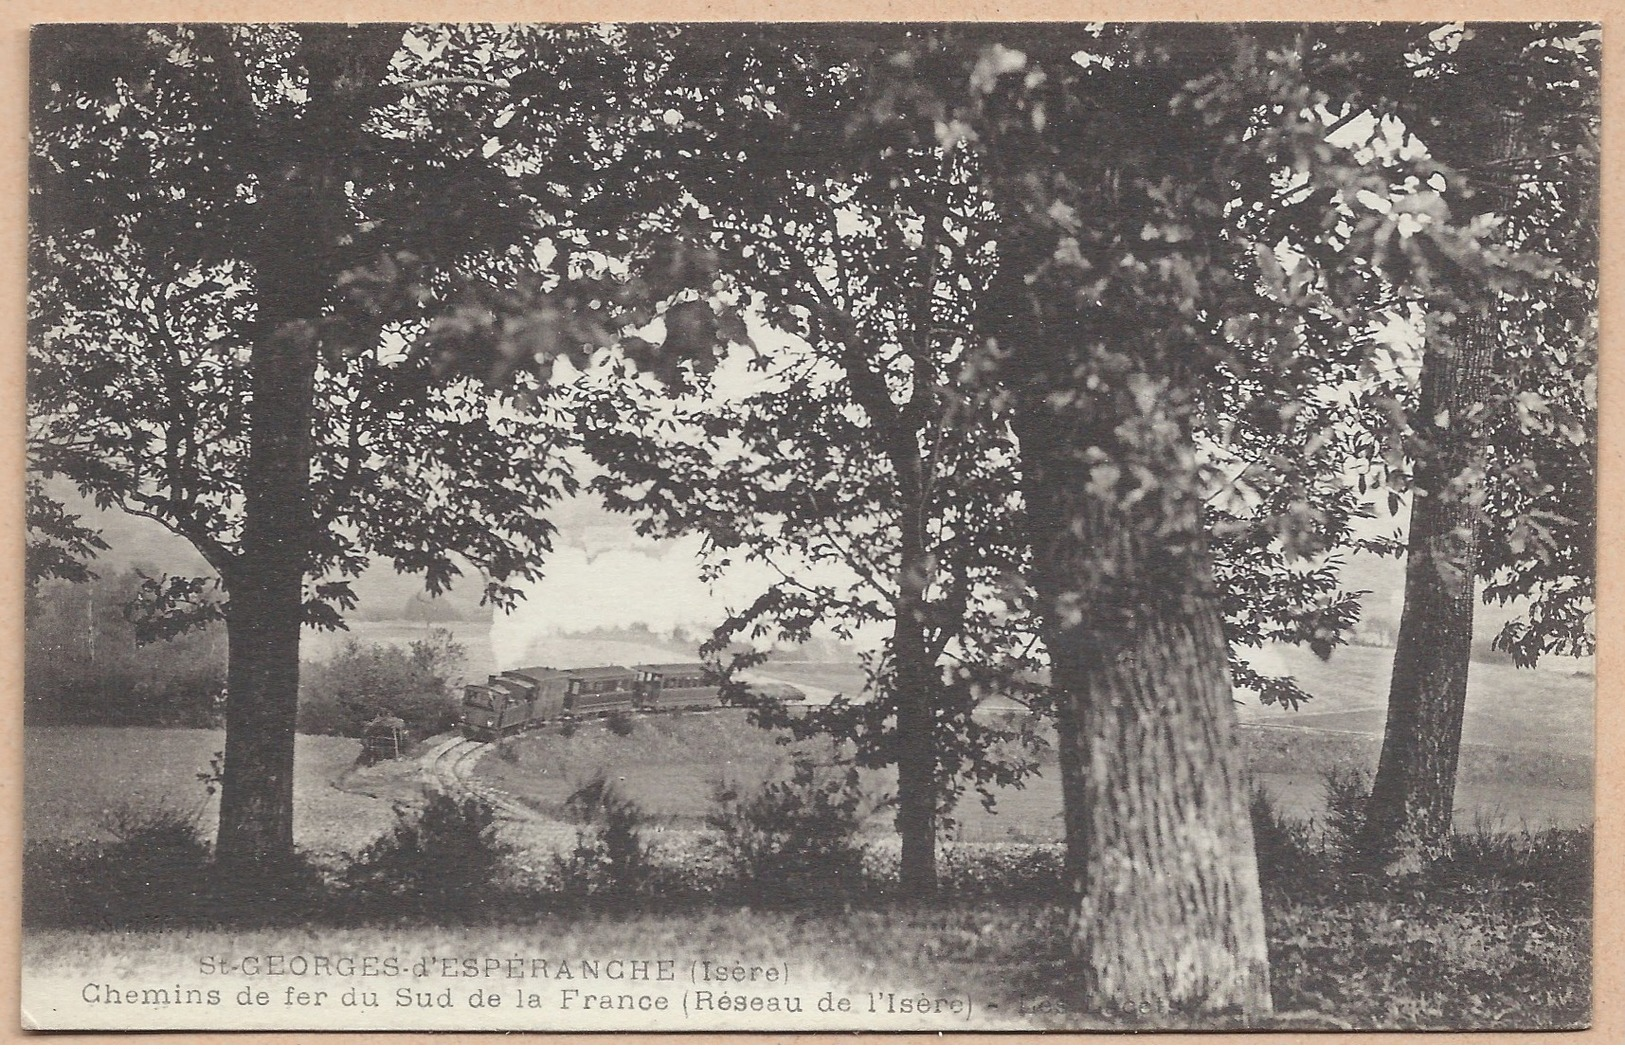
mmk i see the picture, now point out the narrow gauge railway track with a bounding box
[416,698,826,834]
[425,706,763,810]
[423,734,490,796]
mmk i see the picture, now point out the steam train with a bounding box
[458,662,806,740]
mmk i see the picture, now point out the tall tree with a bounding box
[569,34,1040,892]
[845,24,1517,1014]
[1342,24,1600,861]
[27,24,661,866]
[571,27,1387,895]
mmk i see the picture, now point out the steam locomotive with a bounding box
[457,662,805,740]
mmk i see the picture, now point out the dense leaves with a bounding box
[297,630,467,739]
[27,25,613,624]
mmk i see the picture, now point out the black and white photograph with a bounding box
[20,20,1599,1032]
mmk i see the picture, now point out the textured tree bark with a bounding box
[1362,302,1498,863]
[1363,104,1522,865]
[1017,404,1272,1019]
[215,275,321,866]
[213,28,402,869]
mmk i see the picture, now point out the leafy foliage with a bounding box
[1304,24,1598,667]
[24,479,108,594]
[341,790,512,915]
[297,629,466,739]
[552,771,655,902]
[706,757,870,904]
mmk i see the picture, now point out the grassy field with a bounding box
[23,642,1593,1032]
[748,644,1593,836]
[24,727,400,861]
[27,643,1592,861]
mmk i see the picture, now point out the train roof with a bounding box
[503,665,565,683]
[566,665,637,680]
[636,662,711,675]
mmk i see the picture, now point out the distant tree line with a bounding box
[26,570,226,727]
[26,571,464,736]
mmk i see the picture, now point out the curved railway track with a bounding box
[417,696,826,825]
[422,734,490,795]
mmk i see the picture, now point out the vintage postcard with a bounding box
[19,18,1600,1033]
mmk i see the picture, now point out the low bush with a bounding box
[706,757,868,904]
[1252,789,1312,877]
[1434,825,1593,908]
[551,772,654,904]
[932,842,1066,899]
[92,804,214,924]
[24,802,327,928]
[1322,765,1373,859]
[341,790,511,916]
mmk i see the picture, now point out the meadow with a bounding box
[26,643,1593,859]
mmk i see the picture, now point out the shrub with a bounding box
[1322,764,1373,860]
[604,709,636,737]
[1252,788,1316,877]
[298,629,465,739]
[99,803,216,918]
[26,803,214,927]
[551,772,652,903]
[341,789,511,915]
[932,842,1067,899]
[1437,824,1593,909]
[706,757,868,904]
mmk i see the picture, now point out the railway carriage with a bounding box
[456,659,811,740]
[563,665,640,718]
[635,662,722,709]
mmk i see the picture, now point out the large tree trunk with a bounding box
[216,314,319,867]
[892,506,938,894]
[1363,104,1523,864]
[1017,403,1272,1019]
[1360,318,1494,862]
[211,28,402,869]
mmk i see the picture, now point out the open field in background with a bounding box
[24,728,398,861]
[27,642,1593,858]
[1235,644,1594,757]
[1232,644,1593,830]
